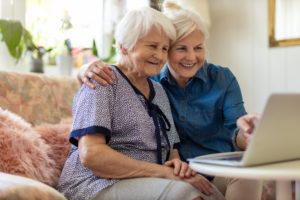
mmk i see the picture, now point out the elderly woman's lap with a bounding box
[90,177,224,200]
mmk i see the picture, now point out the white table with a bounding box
[190,160,300,200]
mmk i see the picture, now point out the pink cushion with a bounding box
[34,118,72,174]
[0,107,71,187]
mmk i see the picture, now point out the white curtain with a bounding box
[275,0,300,40]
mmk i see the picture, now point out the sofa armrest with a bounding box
[0,172,66,200]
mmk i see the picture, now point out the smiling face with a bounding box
[168,30,205,88]
[124,26,170,78]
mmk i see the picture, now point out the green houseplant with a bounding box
[0,19,32,63]
[0,19,51,72]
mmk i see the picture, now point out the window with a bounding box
[25,0,150,66]
[26,0,103,49]
[268,0,300,47]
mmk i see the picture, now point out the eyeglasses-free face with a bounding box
[168,30,205,88]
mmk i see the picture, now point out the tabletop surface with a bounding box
[190,159,300,180]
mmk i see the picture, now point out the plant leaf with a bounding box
[0,20,23,60]
[92,38,98,57]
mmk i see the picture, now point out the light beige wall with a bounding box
[206,0,300,113]
[1,0,300,108]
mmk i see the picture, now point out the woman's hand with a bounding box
[236,113,261,150]
[163,163,212,195]
[181,174,213,195]
[164,159,212,195]
[164,158,196,178]
[77,60,115,89]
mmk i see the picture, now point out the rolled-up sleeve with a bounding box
[70,80,115,146]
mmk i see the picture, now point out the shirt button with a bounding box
[181,116,185,120]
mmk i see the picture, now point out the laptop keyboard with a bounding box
[188,151,245,166]
[218,154,243,161]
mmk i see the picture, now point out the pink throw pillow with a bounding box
[0,107,64,187]
[34,118,72,174]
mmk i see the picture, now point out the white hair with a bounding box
[114,7,176,59]
[162,1,209,44]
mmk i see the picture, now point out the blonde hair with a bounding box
[162,1,208,44]
[114,6,176,59]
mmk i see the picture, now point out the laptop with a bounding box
[188,93,300,167]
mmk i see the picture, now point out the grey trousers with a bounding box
[91,177,225,200]
[213,177,263,200]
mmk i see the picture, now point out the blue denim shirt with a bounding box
[152,61,247,161]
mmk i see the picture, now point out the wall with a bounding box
[1,0,300,108]
[206,0,300,113]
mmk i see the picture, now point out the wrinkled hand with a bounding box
[236,113,261,150]
[77,60,115,89]
[163,161,212,195]
[164,159,212,195]
[164,158,196,178]
[181,174,213,195]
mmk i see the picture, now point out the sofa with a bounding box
[0,70,281,200]
[0,70,78,200]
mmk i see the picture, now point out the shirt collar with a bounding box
[194,60,208,83]
[158,63,172,82]
[159,60,209,84]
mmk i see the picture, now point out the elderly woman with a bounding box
[77,2,262,200]
[57,6,224,200]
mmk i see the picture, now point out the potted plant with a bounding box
[27,42,52,73]
[55,11,74,76]
[56,38,73,76]
[0,19,32,63]
[0,19,52,73]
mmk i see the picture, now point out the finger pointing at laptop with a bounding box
[236,113,261,150]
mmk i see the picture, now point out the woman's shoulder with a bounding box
[206,62,235,79]
[110,65,122,80]
[149,79,169,105]
[88,65,122,91]
[76,67,121,98]
[149,79,165,93]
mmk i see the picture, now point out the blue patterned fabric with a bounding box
[57,66,179,200]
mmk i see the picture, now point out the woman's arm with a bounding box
[79,133,174,179]
[77,61,115,89]
[222,74,247,131]
[79,134,213,195]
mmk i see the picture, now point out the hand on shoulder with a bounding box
[77,60,115,89]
